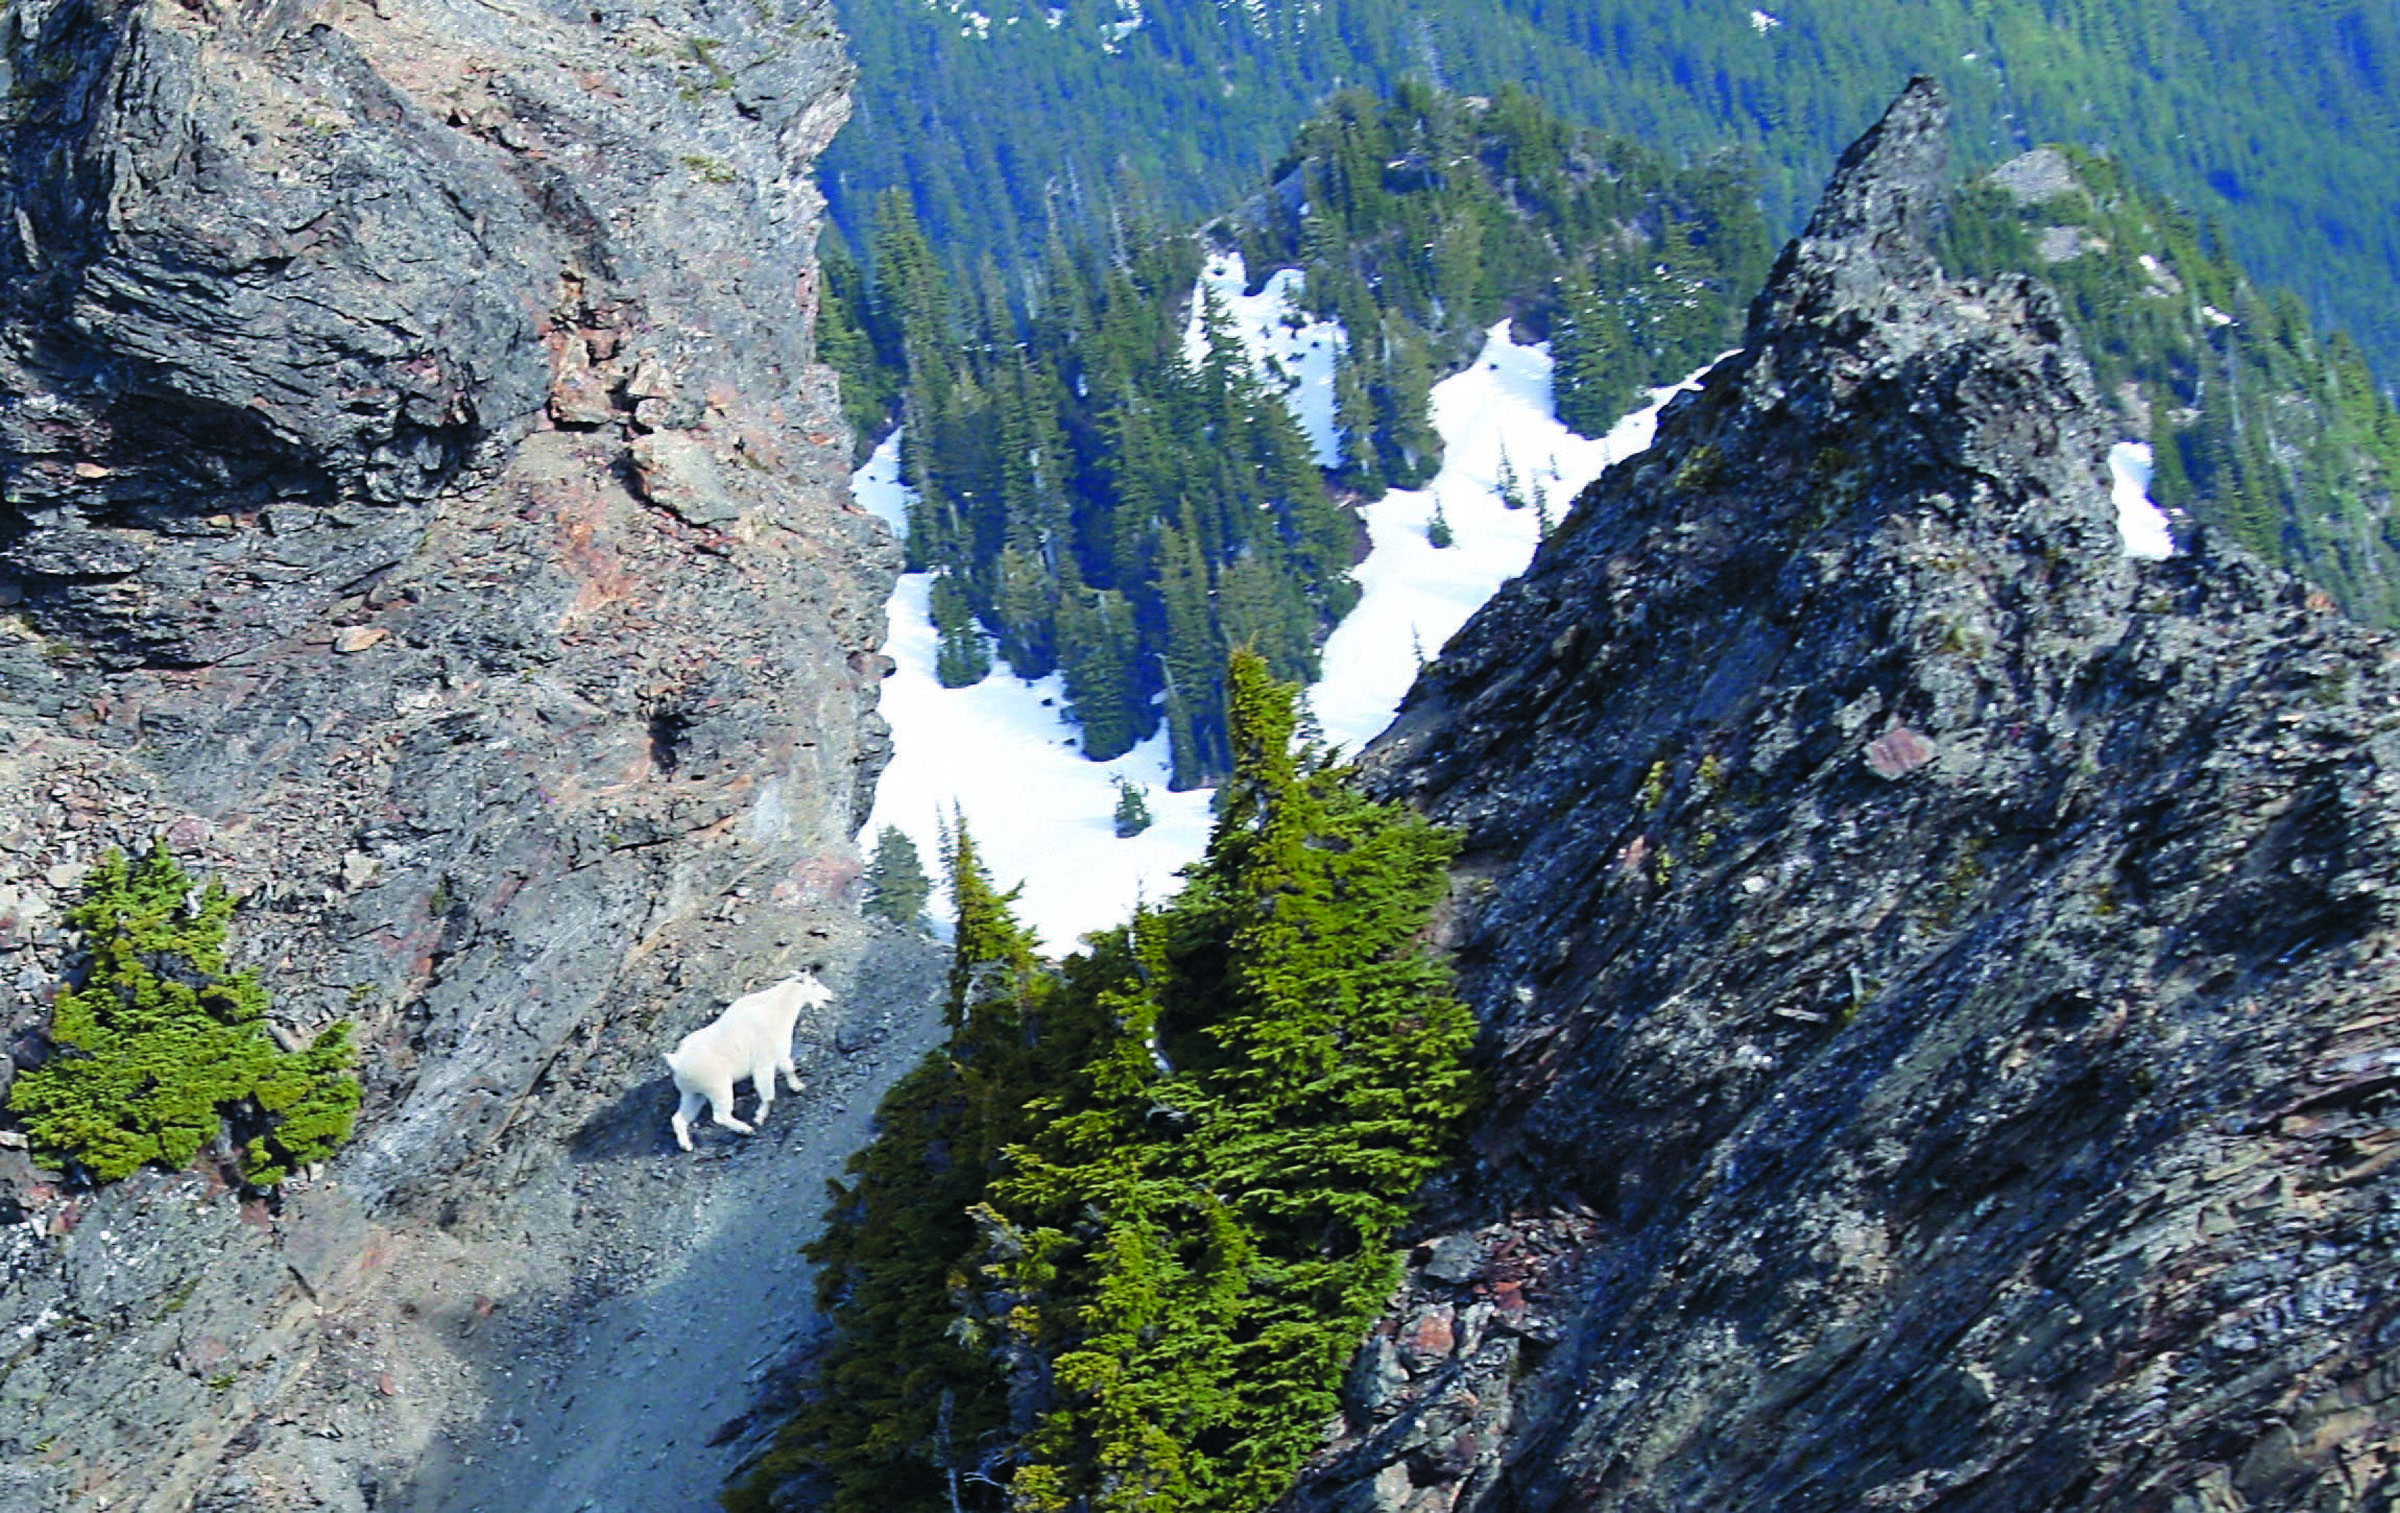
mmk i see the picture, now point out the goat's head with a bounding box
[789,968,835,1011]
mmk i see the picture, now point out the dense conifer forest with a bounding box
[728,655,1476,1512]
[822,75,2400,795]
[820,0,2400,388]
[819,85,1763,786]
[1230,83,1769,456]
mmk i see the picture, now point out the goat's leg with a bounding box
[706,1074,753,1135]
[749,1060,778,1124]
[780,1045,804,1093]
[672,1088,705,1152]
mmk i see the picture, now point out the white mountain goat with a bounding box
[665,970,834,1151]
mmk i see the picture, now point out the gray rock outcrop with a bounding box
[1294,79,2400,1512]
[0,0,940,1504]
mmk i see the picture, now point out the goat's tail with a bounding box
[662,1051,679,1076]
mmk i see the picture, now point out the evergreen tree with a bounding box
[1111,776,1154,839]
[862,826,932,930]
[729,824,1079,1513]
[930,573,991,688]
[736,656,1479,1513]
[1426,498,1454,548]
[1495,447,1526,510]
[11,842,359,1186]
[1059,585,1151,761]
[980,652,1478,1513]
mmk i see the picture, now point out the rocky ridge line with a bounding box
[1291,79,2400,1512]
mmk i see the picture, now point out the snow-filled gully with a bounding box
[852,253,2172,949]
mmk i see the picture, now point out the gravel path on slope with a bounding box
[397,929,950,1513]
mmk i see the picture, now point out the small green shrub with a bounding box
[9,842,361,1185]
[1110,775,1154,838]
[1670,441,1724,492]
[1639,758,1671,811]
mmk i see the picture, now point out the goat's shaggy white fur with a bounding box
[666,970,834,1151]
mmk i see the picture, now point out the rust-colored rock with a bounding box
[1862,722,1936,778]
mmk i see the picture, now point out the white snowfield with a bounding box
[1184,254,1345,468]
[853,434,1216,951]
[854,259,2175,949]
[1314,325,1711,752]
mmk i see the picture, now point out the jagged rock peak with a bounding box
[1757,73,1950,315]
[1302,79,2400,1513]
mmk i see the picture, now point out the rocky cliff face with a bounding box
[0,0,943,1506]
[1294,80,2400,1512]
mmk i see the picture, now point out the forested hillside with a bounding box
[819,86,1763,786]
[1231,83,1768,456]
[821,0,2400,388]
[825,73,2400,795]
[1942,150,2400,624]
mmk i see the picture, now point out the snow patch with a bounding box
[1100,0,1143,49]
[853,291,1705,949]
[1184,252,1344,468]
[2110,441,2176,559]
[1314,324,1710,753]
[1749,9,1780,32]
[854,434,1214,950]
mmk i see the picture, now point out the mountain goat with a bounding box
[666,970,834,1151]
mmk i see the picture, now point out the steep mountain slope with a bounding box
[1294,79,2400,1511]
[0,0,944,1505]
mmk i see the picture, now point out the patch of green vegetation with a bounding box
[1928,836,1988,931]
[728,653,1476,1513]
[156,1274,205,1319]
[680,153,739,185]
[1638,758,1670,812]
[861,824,932,929]
[1110,774,1155,838]
[8,842,360,1186]
[823,0,2400,394]
[821,82,1763,785]
[1696,753,1725,799]
[1670,443,1725,494]
[681,36,734,93]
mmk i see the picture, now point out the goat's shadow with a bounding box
[567,1074,682,1162]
